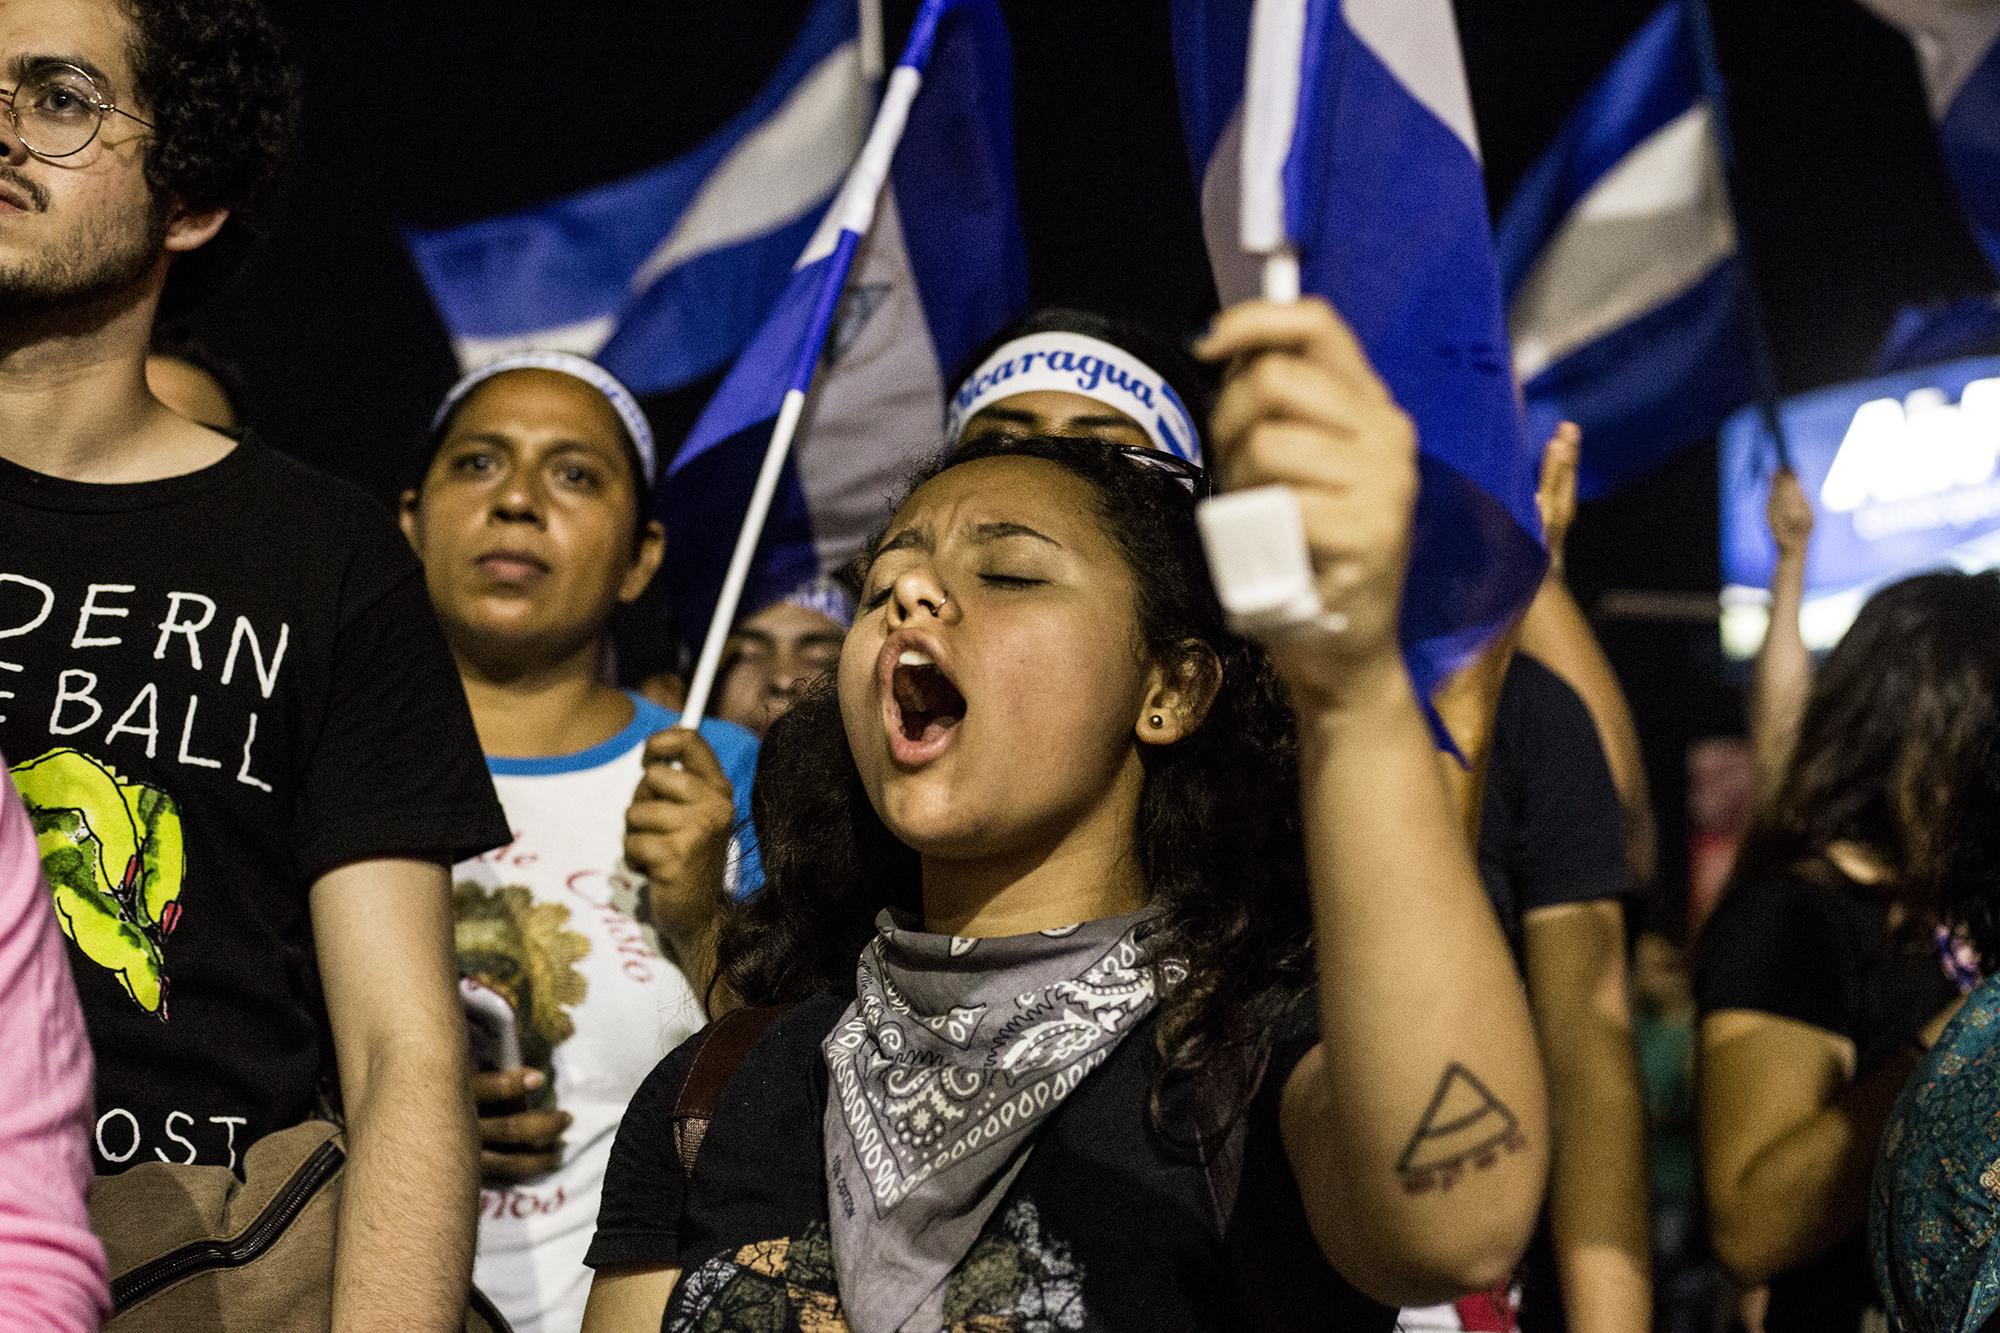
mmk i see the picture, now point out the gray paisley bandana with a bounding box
[822,907,1177,1332]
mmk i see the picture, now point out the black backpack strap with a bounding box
[671,1004,789,1180]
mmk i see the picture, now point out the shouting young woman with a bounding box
[580,300,1549,1331]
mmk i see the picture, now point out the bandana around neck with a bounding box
[822,908,1180,1333]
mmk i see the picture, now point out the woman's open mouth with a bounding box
[881,641,967,766]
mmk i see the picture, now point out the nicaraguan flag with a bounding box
[1496,2,1753,499]
[663,0,1026,650]
[1172,0,1546,703]
[1857,0,2000,279]
[404,0,870,389]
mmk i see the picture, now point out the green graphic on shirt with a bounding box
[11,748,186,1019]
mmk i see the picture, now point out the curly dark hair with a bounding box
[118,0,300,318]
[715,435,1315,1140]
[1733,569,2000,966]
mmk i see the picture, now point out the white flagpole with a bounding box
[1262,248,1300,304]
[678,59,926,729]
[679,389,814,728]
[1241,0,1306,307]
[1200,0,1348,642]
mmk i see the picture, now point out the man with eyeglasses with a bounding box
[0,2,509,1329]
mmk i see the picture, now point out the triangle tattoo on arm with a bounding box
[1395,1063,1528,1195]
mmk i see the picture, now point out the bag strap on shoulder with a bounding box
[671,1003,789,1179]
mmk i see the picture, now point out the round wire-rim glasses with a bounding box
[0,61,153,160]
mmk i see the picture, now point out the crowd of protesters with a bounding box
[2,2,1997,1333]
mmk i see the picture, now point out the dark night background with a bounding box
[191,1,1996,924]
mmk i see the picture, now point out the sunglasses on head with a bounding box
[1110,444,1210,497]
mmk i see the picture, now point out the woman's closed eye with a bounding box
[979,571,1046,589]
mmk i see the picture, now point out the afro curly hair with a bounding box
[117,0,300,318]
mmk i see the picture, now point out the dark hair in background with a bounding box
[120,0,300,319]
[718,434,1314,1135]
[955,305,1217,434]
[1732,569,2000,966]
[149,326,247,423]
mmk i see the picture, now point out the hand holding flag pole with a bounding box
[675,3,946,730]
[1173,0,1545,733]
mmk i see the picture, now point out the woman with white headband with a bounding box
[946,307,1212,467]
[402,352,763,1333]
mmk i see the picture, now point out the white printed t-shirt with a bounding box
[455,693,759,1333]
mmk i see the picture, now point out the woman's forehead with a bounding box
[453,369,625,446]
[887,456,1102,543]
[969,390,1148,441]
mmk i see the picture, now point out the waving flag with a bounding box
[1172,0,1546,704]
[1496,2,1754,498]
[666,0,1026,719]
[404,0,870,389]
[1856,0,2000,278]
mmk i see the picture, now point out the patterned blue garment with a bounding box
[1872,973,2000,1333]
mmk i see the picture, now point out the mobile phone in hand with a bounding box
[460,976,523,1072]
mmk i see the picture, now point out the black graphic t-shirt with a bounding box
[0,437,510,1173]
[588,994,1398,1331]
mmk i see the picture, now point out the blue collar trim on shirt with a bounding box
[486,692,679,777]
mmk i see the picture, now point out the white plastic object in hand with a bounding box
[1197,486,1349,639]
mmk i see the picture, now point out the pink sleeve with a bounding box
[0,763,110,1331]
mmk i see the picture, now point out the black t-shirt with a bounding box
[588,994,1397,1331]
[1477,656,1630,1333]
[1478,654,1630,949]
[1694,870,1959,1333]
[0,437,510,1173]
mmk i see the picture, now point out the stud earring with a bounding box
[1149,714,1165,728]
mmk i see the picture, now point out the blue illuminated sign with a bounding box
[1719,354,2000,656]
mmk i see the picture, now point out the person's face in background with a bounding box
[401,369,663,677]
[146,353,235,428]
[715,599,845,737]
[957,389,1155,453]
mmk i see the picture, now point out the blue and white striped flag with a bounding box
[1496,2,1754,499]
[404,0,871,390]
[1172,0,1546,703]
[1857,0,2000,280]
[666,0,1026,717]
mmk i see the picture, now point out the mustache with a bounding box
[0,167,48,211]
